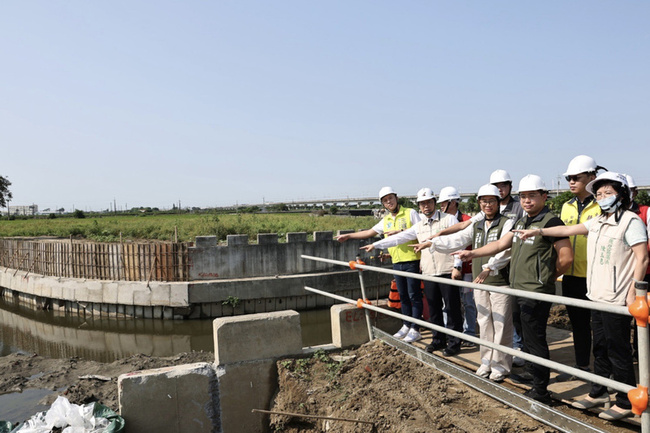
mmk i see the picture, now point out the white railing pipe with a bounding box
[301,255,629,316]
[304,285,634,395]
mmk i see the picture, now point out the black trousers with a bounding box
[590,310,636,409]
[517,297,552,393]
[562,275,592,367]
[424,274,463,350]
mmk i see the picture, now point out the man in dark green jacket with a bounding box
[454,175,573,404]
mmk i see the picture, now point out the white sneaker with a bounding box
[403,329,421,343]
[476,364,491,378]
[489,371,507,382]
[393,325,410,339]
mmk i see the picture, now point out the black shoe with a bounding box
[461,340,477,348]
[442,346,461,357]
[510,371,534,384]
[523,388,552,405]
[425,340,445,353]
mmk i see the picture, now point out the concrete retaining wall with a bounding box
[118,310,305,433]
[0,231,394,319]
[190,231,362,280]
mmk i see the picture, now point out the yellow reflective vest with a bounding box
[560,197,601,278]
[382,207,420,263]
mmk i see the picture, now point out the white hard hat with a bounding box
[378,186,397,200]
[490,169,512,184]
[477,184,501,199]
[586,172,628,196]
[563,155,598,177]
[517,175,547,193]
[624,174,637,189]
[416,187,436,202]
[438,186,460,202]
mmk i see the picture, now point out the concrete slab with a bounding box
[213,311,302,365]
[118,362,218,433]
[216,359,278,433]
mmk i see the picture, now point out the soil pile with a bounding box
[270,341,556,433]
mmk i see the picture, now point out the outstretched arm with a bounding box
[514,224,587,240]
[427,218,473,239]
[359,227,417,252]
[454,231,514,262]
[336,229,379,242]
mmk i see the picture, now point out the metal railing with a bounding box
[301,254,650,432]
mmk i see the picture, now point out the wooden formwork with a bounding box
[0,238,191,282]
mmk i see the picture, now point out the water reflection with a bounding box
[0,298,333,362]
[0,388,53,424]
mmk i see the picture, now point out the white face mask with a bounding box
[597,195,620,212]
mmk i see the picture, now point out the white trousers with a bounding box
[475,288,514,374]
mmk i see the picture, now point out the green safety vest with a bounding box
[510,208,559,294]
[471,214,510,286]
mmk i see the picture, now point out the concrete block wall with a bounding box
[0,230,395,319]
[115,306,403,432]
[214,310,303,433]
[119,362,219,433]
[189,231,379,280]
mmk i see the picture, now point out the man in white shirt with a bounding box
[414,184,514,382]
[360,188,463,355]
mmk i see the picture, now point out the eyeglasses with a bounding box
[519,192,542,201]
[565,174,586,182]
[479,199,498,205]
[595,189,616,199]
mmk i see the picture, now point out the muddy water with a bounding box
[0,298,333,362]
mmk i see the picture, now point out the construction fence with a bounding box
[0,238,192,282]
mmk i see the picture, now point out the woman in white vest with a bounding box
[514,172,649,421]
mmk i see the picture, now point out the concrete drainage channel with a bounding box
[373,328,610,433]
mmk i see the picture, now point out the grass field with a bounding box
[0,212,378,243]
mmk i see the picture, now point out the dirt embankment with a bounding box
[270,341,556,433]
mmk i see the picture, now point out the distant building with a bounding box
[7,204,38,216]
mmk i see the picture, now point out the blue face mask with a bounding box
[597,195,620,212]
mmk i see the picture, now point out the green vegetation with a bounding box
[0,212,377,242]
[0,175,11,208]
[222,296,241,309]
[548,191,574,212]
[460,196,479,214]
[637,190,650,206]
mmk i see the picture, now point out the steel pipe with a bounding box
[304,285,634,395]
[301,254,630,316]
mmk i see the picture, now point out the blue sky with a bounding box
[1,1,648,211]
